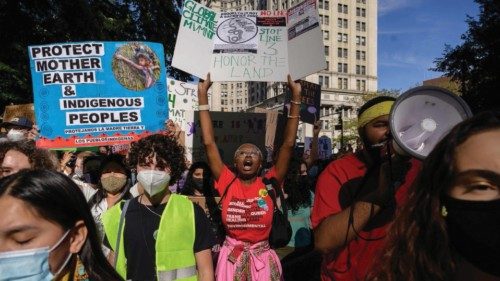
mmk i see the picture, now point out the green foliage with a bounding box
[362,89,400,102]
[433,0,500,113]
[0,0,192,114]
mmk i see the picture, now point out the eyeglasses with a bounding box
[235,150,260,158]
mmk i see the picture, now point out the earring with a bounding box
[441,205,448,217]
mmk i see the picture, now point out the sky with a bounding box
[377,0,479,92]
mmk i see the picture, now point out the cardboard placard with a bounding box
[2,104,35,124]
[189,112,267,164]
[28,42,167,148]
[172,0,326,82]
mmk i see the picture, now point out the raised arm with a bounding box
[115,54,142,70]
[274,75,301,182]
[198,73,224,180]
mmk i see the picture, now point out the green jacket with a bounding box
[102,194,197,281]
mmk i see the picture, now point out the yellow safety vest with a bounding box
[102,194,197,281]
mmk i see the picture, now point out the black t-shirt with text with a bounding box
[104,197,216,281]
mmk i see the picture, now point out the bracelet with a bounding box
[287,115,300,119]
[198,104,210,111]
[290,100,301,105]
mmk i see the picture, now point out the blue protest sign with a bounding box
[28,41,167,148]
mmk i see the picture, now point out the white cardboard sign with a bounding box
[172,0,326,82]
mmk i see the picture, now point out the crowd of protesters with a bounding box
[0,78,499,281]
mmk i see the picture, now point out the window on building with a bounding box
[324,15,329,25]
[343,33,348,42]
[356,65,361,74]
[337,18,343,28]
[343,19,348,28]
[356,36,366,46]
[361,80,366,91]
[325,45,329,56]
[324,0,329,10]
[319,0,323,9]
[357,50,366,60]
[319,76,324,87]
[326,61,329,70]
[337,33,342,42]
[338,78,348,89]
[325,76,330,88]
[356,79,361,90]
[338,63,348,73]
[324,30,329,40]
[356,8,366,17]
[338,4,347,13]
[356,21,366,31]
[337,48,348,58]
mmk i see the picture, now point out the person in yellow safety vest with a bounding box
[102,134,216,281]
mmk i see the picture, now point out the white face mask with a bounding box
[137,170,171,197]
[0,230,72,281]
[7,129,27,141]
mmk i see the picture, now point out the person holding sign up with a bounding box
[198,73,301,281]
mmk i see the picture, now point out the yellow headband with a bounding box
[357,100,394,128]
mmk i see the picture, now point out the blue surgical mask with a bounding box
[0,230,72,280]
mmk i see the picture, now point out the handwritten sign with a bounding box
[29,42,167,148]
[166,78,214,161]
[172,0,326,82]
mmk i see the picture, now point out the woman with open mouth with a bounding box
[197,73,302,281]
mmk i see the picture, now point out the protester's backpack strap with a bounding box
[263,177,288,217]
[114,199,130,267]
[217,176,237,209]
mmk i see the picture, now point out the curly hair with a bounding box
[128,134,187,185]
[284,157,312,213]
[367,111,500,281]
[1,140,57,171]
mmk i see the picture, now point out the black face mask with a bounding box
[193,178,204,190]
[442,196,500,277]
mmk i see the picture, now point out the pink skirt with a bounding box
[215,236,283,281]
